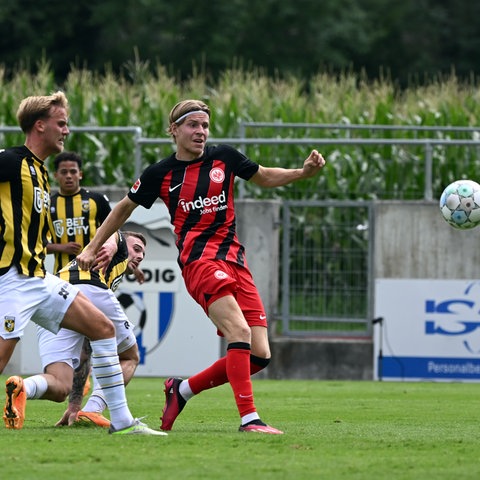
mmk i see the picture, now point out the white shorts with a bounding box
[37,284,136,370]
[0,267,78,340]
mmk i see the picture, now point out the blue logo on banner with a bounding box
[382,281,480,380]
[425,282,480,354]
[117,291,174,364]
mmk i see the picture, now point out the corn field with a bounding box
[1,60,480,200]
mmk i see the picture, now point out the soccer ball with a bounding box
[439,179,480,229]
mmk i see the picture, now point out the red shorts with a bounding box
[182,260,268,331]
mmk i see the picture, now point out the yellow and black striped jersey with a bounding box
[56,231,128,291]
[0,145,51,277]
[49,188,111,273]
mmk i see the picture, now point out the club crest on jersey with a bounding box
[110,275,125,292]
[53,219,64,237]
[34,187,50,213]
[4,316,15,333]
[81,200,90,212]
[214,270,228,280]
[209,167,225,183]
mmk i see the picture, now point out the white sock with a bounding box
[83,389,107,413]
[82,374,107,413]
[179,379,194,401]
[23,375,48,399]
[89,338,134,430]
[241,412,260,425]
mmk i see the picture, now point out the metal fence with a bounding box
[138,136,480,201]
[4,123,480,201]
[280,200,374,337]
[238,121,480,138]
[2,123,480,337]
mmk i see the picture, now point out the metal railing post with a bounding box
[133,126,143,180]
[424,141,433,201]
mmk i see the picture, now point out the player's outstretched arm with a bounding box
[77,196,138,270]
[250,149,326,188]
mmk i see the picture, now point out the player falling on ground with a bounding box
[6,231,151,431]
[46,151,144,420]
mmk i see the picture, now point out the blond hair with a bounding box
[166,99,210,137]
[16,91,69,133]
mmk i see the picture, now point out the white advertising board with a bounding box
[374,278,480,382]
[17,201,220,377]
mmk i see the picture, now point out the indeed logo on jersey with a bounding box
[178,190,227,214]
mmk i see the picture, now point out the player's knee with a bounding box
[92,316,116,339]
[228,323,251,343]
[129,349,140,365]
[250,354,270,374]
[119,344,139,366]
[51,382,71,402]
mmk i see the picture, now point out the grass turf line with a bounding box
[0,377,478,480]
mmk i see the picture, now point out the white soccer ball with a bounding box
[439,179,480,229]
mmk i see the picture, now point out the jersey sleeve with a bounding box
[127,162,165,209]
[0,149,20,181]
[218,144,259,180]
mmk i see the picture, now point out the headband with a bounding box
[174,110,208,124]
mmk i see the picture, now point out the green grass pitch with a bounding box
[0,377,478,479]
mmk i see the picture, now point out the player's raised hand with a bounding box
[302,149,326,177]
